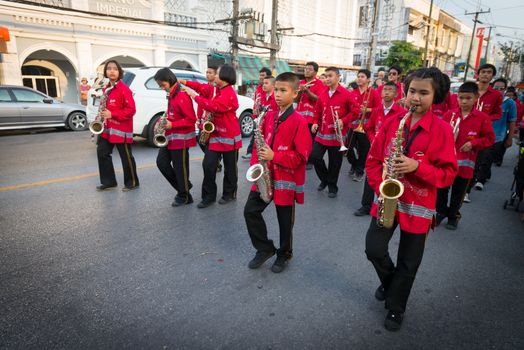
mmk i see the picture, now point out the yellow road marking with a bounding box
[0,156,204,192]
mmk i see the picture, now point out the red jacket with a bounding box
[252,84,265,117]
[377,81,404,102]
[194,85,241,152]
[350,88,381,129]
[432,92,458,119]
[259,91,279,112]
[514,99,524,128]
[184,80,217,128]
[477,86,503,121]
[365,103,407,143]
[366,111,458,234]
[164,84,197,150]
[100,80,136,144]
[313,85,358,147]
[442,108,495,179]
[250,107,312,205]
[296,78,326,124]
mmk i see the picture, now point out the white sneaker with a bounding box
[463,193,471,203]
[474,182,484,191]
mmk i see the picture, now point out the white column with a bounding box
[198,53,207,72]
[151,0,165,21]
[154,47,166,66]
[75,41,94,79]
[0,35,22,85]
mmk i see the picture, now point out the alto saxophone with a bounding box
[153,114,168,147]
[376,106,415,228]
[246,106,273,203]
[89,79,115,135]
[450,112,460,142]
[199,86,217,145]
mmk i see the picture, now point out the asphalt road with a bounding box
[1,128,523,349]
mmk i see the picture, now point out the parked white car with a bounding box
[86,67,255,146]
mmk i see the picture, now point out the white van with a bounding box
[86,67,255,146]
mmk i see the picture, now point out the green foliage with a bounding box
[383,41,424,73]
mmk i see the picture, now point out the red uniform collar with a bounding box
[407,110,433,132]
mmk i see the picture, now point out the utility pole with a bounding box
[463,8,490,81]
[269,0,278,74]
[230,0,240,71]
[423,0,434,67]
[366,0,380,71]
[484,26,495,63]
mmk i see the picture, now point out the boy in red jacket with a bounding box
[436,82,495,229]
[244,72,312,273]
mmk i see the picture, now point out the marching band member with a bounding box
[377,65,404,103]
[436,82,495,229]
[347,69,381,182]
[95,60,139,192]
[185,65,242,208]
[244,72,312,273]
[311,66,358,198]
[296,61,326,169]
[154,68,197,207]
[431,74,458,119]
[354,82,406,217]
[365,67,457,331]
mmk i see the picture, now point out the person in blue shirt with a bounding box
[474,78,517,190]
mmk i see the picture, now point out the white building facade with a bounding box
[0,0,211,103]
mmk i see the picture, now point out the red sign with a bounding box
[476,27,485,38]
[474,28,485,77]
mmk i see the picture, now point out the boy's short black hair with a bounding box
[388,65,402,75]
[275,72,299,90]
[103,60,124,80]
[358,69,372,79]
[263,75,274,80]
[207,65,218,72]
[349,82,358,90]
[259,67,272,76]
[506,86,517,94]
[305,61,319,72]
[458,81,479,94]
[219,64,237,85]
[325,66,340,75]
[154,67,178,86]
[477,63,496,76]
[404,67,449,104]
[493,77,508,88]
[383,81,398,89]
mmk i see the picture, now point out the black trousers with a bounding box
[307,124,316,164]
[311,141,343,193]
[346,129,370,176]
[436,176,470,220]
[244,191,295,258]
[156,147,192,201]
[520,128,524,143]
[365,217,427,313]
[246,134,255,155]
[360,177,375,212]
[97,137,139,188]
[202,149,238,202]
[475,141,506,184]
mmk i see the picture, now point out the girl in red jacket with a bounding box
[244,72,312,273]
[185,65,242,208]
[154,68,197,207]
[365,67,458,331]
[96,60,139,192]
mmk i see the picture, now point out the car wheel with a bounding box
[239,111,254,137]
[67,112,88,131]
[147,113,163,147]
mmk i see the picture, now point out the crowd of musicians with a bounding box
[91,59,521,332]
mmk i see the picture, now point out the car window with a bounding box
[122,72,135,87]
[12,89,45,103]
[0,89,12,102]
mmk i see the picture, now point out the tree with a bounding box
[383,41,424,74]
[498,41,523,81]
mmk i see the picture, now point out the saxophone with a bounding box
[89,79,115,135]
[376,106,415,228]
[450,112,460,142]
[246,106,273,203]
[199,86,217,145]
[153,114,168,147]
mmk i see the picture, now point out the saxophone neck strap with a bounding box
[403,122,422,156]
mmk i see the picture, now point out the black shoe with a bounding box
[328,191,337,198]
[216,163,223,172]
[271,256,289,273]
[172,194,193,207]
[248,251,275,269]
[197,200,214,209]
[317,182,327,191]
[446,219,458,230]
[354,207,370,216]
[384,311,403,331]
[436,212,446,226]
[218,196,235,205]
[122,185,139,192]
[96,184,117,191]
[375,285,385,301]
[495,162,502,167]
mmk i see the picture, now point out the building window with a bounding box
[353,54,362,66]
[358,6,368,28]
